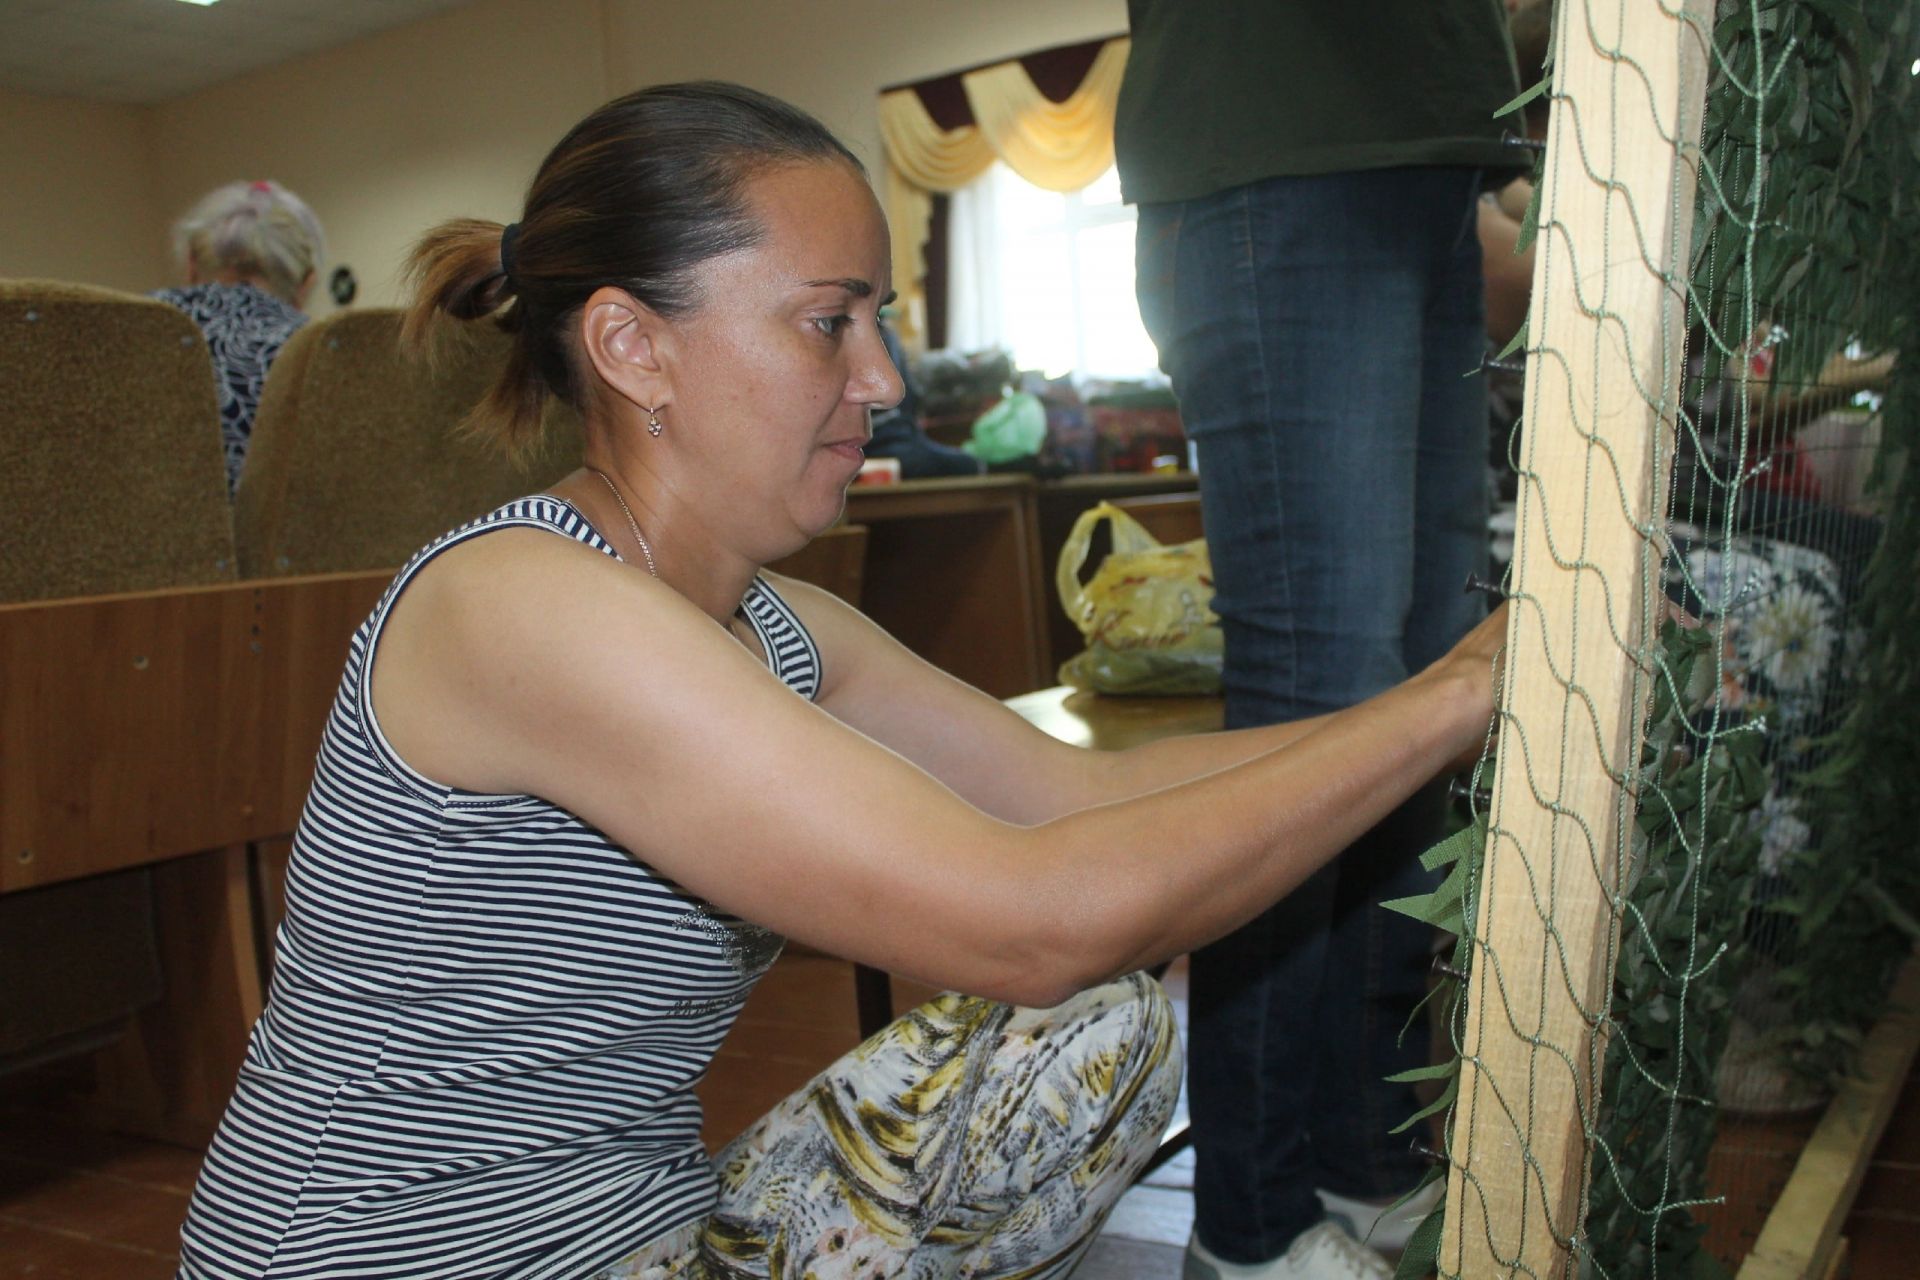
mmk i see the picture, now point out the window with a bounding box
[946,162,1161,381]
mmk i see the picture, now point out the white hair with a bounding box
[172,180,326,306]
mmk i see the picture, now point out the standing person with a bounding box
[174,82,1507,1280]
[155,179,324,492]
[1119,4,1522,1277]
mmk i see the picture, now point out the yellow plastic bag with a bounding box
[1055,501,1222,695]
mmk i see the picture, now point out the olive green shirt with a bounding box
[1115,0,1523,204]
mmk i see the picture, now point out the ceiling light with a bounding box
[175,0,221,7]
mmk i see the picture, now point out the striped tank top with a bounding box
[178,497,816,1280]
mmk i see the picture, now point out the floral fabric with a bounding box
[153,282,306,492]
[1667,527,1854,877]
[596,974,1182,1280]
[1669,527,1851,746]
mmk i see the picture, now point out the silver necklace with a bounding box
[586,466,658,579]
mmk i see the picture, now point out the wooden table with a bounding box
[844,475,1049,698]
[843,473,1202,700]
[1003,683,1224,748]
[2,573,389,891]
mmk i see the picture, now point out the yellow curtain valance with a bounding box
[879,36,1130,345]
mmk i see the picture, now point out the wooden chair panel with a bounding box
[1,572,389,892]
[0,280,249,1137]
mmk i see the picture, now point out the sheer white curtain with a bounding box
[943,163,1161,381]
[945,168,1005,356]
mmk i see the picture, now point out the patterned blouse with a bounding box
[153,282,307,492]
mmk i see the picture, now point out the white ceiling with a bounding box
[0,0,485,105]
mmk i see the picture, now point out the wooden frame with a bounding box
[1442,0,1713,1273]
[1738,953,1920,1280]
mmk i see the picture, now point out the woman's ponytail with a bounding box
[402,218,550,463]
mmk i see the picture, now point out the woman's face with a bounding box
[664,159,903,554]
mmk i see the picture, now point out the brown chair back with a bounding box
[0,279,234,1078]
[234,309,583,577]
[0,280,235,603]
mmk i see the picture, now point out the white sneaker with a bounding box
[1183,1221,1393,1280]
[1316,1177,1444,1255]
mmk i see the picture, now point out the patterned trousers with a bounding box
[598,973,1182,1280]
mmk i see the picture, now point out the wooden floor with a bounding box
[4,950,1917,1279]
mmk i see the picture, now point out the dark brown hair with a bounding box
[405,81,863,458]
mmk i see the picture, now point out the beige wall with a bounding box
[5,0,1125,314]
[605,0,1128,175]
[148,0,609,319]
[0,89,166,292]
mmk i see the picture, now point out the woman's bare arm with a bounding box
[770,571,1338,823]
[372,531,1496,1008]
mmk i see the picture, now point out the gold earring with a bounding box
[646,406,663,437]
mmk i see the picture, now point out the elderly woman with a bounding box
[154,179,324,490]
[176,83,1503,1280]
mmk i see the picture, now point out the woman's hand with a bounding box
[1419,601,1511,773]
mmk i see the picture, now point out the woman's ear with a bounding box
[578,286,672,415]
[294,268,317,311]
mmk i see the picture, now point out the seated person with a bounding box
[1662,319,1891,590]
[866,318,983,478]
[154,179,324,491]
[174,82,1506,1280]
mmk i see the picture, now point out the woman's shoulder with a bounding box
[370,497,625,663]
[399,495,605,569]
[397,497,620,601]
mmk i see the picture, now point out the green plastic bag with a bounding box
[1055,501,1222,695]
[963,392,1047,464]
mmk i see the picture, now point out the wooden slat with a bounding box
[1739,954,1920,1280]
[1442,1,1713,1273]
[1,571,389,891]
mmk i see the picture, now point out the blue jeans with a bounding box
[1135,166,1491,1264]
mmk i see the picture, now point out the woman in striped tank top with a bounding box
[177,82,1507,1280]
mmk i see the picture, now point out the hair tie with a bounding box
[499,222,522,284]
